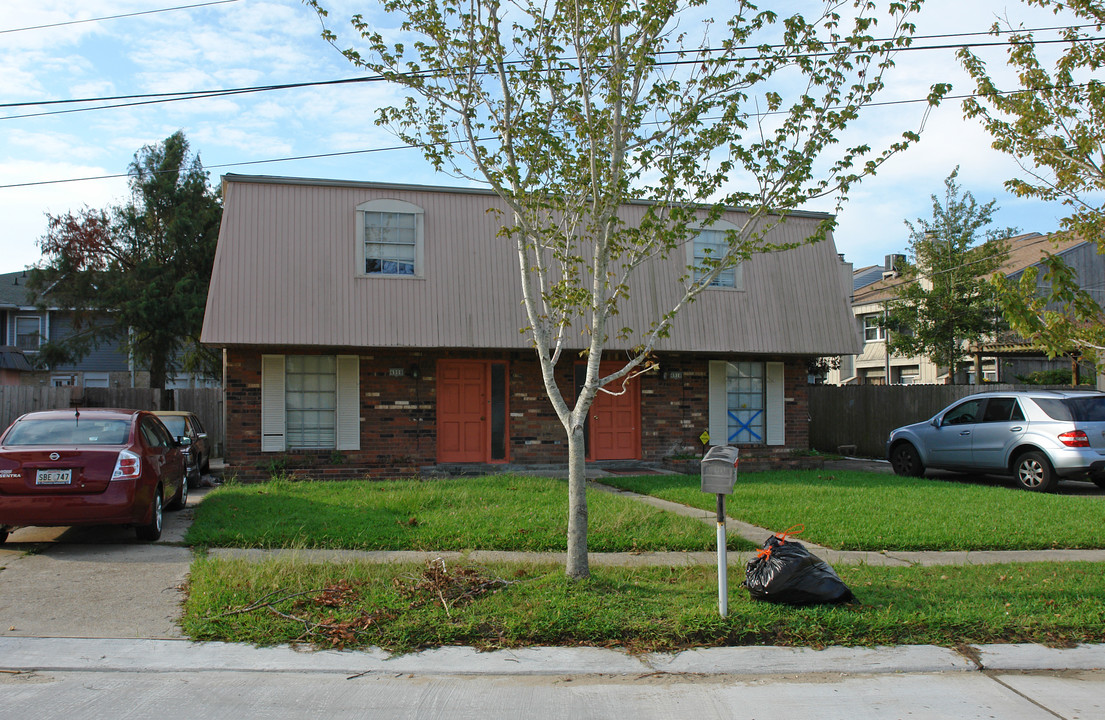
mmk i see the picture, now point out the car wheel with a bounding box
[136,486,164,541]
[186,463,201,489]
[201,457,210,475]
[167,474,188,511]
[890,442,925,477]
[0,527,8,544]
[1014,451,1057,493]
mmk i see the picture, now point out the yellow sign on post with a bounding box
[699,430,710,445]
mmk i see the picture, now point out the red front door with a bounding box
[589,364,641,461]
[437,361,488,462]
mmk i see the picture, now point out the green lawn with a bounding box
[183,556,1105,652]
[186,474,750,552]
[598,470,1105,551]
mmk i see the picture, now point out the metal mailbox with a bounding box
[700,445,740,494]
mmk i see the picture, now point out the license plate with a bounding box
[36,469,73,485]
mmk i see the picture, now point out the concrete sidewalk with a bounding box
[3,635,1104,675]
[1,637,1103,720]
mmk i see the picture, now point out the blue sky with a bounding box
[0,0,1097,275]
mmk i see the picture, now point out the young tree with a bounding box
[311,0,946,578]
[884,170,1013,382]
[29,131,222,389]
[958,0,1105,360]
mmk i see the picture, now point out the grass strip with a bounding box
[185,474,754,552]
[183,556,1105,653]
[599,470,1105,551]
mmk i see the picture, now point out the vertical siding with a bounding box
[202,176,858,355]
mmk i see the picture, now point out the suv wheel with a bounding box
[1014,451,1057,493]
[890,442,925,477]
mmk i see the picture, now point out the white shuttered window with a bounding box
[261,354,360,452]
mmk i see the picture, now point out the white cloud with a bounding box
[0,0,1097,275]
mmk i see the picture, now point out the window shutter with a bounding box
[261,355,285,452]
[708,360,728,445]
[766,361,785,446]
[335,355,360,451]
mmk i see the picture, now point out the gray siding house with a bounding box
[202,174,861,479]
[0,270,129,387]
[0,269,210,388]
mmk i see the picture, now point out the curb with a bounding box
[1,637,1101,676]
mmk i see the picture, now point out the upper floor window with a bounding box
[690,221,743,289]
[863,314,885,342]
[15,316,42,352]
[356,199,425,278]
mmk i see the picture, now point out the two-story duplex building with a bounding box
[201,174,861,480]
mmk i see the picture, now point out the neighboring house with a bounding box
[827,232,1102,385]
[0,269,215,389]
[0,346,33,385]
[201,174,860,480]
[0,269,131,387]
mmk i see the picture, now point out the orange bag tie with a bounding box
[774,524,805,544]
[755,547,773,560]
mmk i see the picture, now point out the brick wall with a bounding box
[223,348,811,481]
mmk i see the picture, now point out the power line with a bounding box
[0,0,242,34]
[856,234,1085,300]
[1,74,1096,192]
[1,27,1100,122]
[0,142,428,190]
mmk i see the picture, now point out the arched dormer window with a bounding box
[356,199,425,278]
[688,219,744,290]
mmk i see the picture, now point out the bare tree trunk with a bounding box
[565,422,589,579]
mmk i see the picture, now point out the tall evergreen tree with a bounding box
[885,170,1013,382]
[29,131,222,389]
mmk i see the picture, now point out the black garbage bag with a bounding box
[744,533,856,606]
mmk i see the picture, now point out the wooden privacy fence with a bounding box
[808,384,1084,459]
[0,386,223,457]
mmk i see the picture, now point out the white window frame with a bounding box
[708,360,784,446]
[688,219,744,290]
[863,314,885,342]
[261,354,360,453]
[82,372,110,388]
[898,367,919,385]
[15,315,42,352]
[356,199,425,278]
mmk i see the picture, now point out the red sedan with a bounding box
[0,409,188,543]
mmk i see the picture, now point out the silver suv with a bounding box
[886,390,1105,492]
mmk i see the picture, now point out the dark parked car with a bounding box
[886,390,1105,492]
[0,409,188,543]
[154,410,211,488]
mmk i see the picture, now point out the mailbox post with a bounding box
[700,446,739,617]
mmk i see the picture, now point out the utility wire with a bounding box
[0,76,1095,191]
[1,27,1100,121]
[857,233,1088,300]
[0,141,430,189]
[0,0,242,34]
